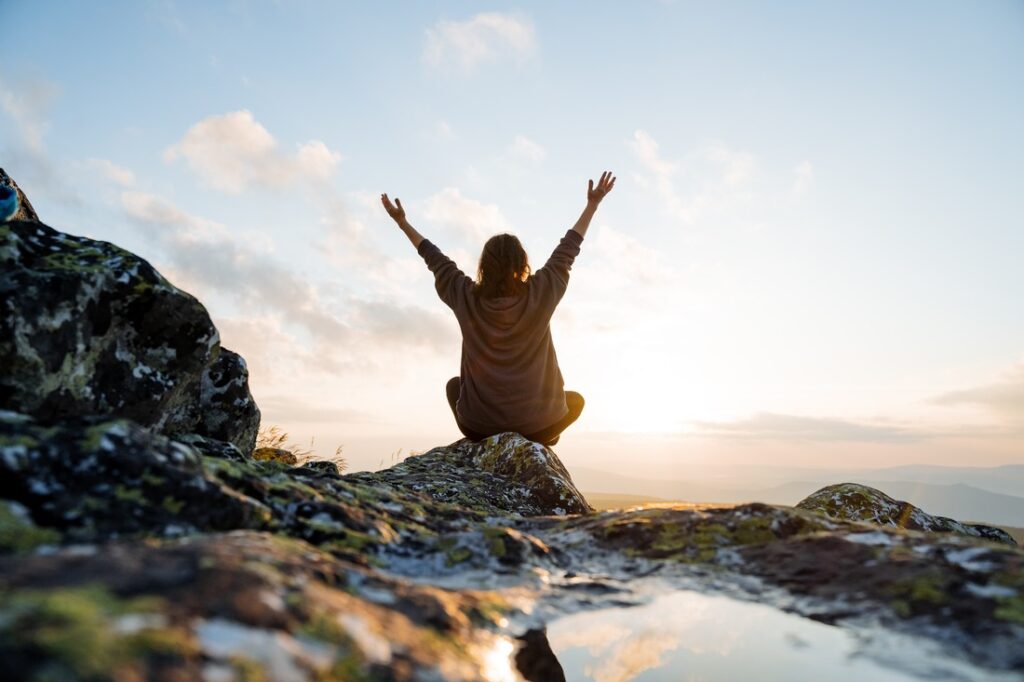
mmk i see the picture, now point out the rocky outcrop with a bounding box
[2,420,1023,677]
[0,531,516,681]
[347,432,592,516]
[797,482,1017,545]
[0,168,38,222]
[0,172,1022,678]
[184,347,261,454]
[0,169,259,454]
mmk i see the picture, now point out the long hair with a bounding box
[474,233,531,300]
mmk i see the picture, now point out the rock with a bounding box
[2,407,1024,674]
[0,170,260,454]
[176,347,261,454]
[0,412,271,542]
[0,410,491,564]
[796,482,1017,546]
[173,432,246,461]
[253,446,300,465]
[0,499,59,553]
[298,460,345,476]
[0,168,39,222]
[347,432,592,516]
[0,531,515,681]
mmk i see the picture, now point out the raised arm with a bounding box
[533,171,617,307]
[570,170,616,239]
[380,193,424,249]
[381,192,471,309]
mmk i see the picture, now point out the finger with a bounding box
[395,197,403,209]
[588,178,594,192]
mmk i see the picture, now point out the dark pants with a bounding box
[446,376,584,446]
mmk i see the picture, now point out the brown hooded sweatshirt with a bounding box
[418,229,584,435]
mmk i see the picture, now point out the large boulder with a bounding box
[796,482,1017,546]
[0,169,259,454]
[175,347,260,454]
[347,432,592,516]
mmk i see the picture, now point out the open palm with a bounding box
[380,193,406,223]
[587,171,616,206]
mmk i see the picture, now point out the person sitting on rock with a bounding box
[381,171,616,446]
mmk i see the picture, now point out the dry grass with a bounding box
[255,425,347,473]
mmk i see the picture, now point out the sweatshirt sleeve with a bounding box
[532,229,584,306]
[417,239,473,310]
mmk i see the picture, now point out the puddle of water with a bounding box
[545,590,1008,682]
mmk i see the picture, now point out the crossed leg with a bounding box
[445,376,584,446]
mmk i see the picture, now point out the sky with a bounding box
[1,1,1022,479]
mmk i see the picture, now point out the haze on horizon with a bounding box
[1,1,1021,480]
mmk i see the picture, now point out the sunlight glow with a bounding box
[478,636,518,682]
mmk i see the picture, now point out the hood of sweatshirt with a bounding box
[475,290,530,332]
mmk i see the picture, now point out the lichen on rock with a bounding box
[0,172,260,455]
[347,432,591,517]
[796,482,1017,546]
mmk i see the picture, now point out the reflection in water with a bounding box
[515,628,566,682]
[545,590,1007,682]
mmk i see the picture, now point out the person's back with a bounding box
[381,171,616,445]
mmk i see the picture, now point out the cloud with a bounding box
[705,146,755,185]
[436,120,454,140]
[561,223,723,335]
[0,76,55,154]
[792,160,813,196]
[120,190,455,363]
[164,110,341,193]
[629,129,690,221]
[121,190,225,237]
[933,363,1024,425]
[629,129,757,224]
[423,12,536,72]
[693,412,925,443]
[0,75,80,208]
[508,134,545,163]
[422,187,513,245]
[257,395,373,424]
[315,192,391,269]
[85,159,136,187]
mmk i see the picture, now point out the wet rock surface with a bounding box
[2,427,1023,678]
[798,482,1017,545]
[1,173,1022,679]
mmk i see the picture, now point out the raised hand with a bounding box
[587,171,616,207]
[380,193,406,224]
[381,192,425,248]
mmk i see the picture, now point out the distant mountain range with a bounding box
[574,464,1024,527]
